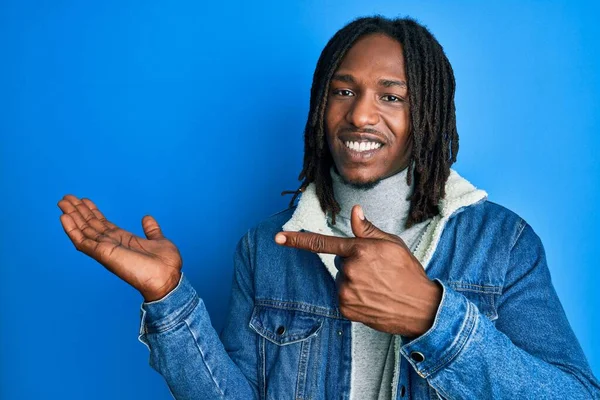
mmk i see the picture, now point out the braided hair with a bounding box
[290,16,458,228]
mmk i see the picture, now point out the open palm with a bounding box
[57,195,182,301]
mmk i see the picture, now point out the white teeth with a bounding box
[344,141,382,152]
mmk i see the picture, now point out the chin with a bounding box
[339,170,383,190]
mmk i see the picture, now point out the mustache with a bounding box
[338,127,383,136]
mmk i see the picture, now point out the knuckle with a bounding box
[342,264,354,280]
[288,235,299,247]
[353,243,368,258]
[309,236,325,253]
[338,283,350,300]
[364,222,377,236]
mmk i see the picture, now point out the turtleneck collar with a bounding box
[283,167,487,275]
[329,166,413,232]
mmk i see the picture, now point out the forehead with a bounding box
[336,33,406,78]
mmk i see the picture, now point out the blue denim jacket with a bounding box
[139,171,600,399]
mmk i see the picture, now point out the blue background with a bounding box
[1,1,598,398]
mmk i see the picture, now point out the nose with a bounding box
[345,94,379,128]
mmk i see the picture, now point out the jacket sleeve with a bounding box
[138,232,259,400]
[401,222,600,399]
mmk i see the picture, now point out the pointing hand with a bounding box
[275,205,441,337]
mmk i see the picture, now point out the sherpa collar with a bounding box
[282,169,488,278]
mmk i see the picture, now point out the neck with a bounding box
[330,167,413,230]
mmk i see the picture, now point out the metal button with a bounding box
[276,326,285,335]
[410,351,425,363]
[337,330,343,336]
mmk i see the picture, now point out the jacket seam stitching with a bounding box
[429,383,453,400]
[425,300,478,377]
[146,296,200,334]
[183,319,226,398]
[260,337,266,399]
[446,282,502,294]
[509,218,527,252]
[254,300,343,319]
[250,319,324,346]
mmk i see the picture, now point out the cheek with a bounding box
[327,94,353,119]
[325,105,343,142]
[324,114,334,149]
[386,110,411,144]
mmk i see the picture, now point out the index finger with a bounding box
[275,231,354,257]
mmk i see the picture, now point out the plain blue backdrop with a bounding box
[1,1,598,399]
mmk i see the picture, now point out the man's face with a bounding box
[325,33,412,187]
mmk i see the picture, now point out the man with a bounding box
[58,16,599,399]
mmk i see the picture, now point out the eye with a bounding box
[381,94,405,103]
[332,89,355,97]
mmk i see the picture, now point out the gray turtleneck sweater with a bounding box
[328,167,431,400]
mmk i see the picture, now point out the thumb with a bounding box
[350,205,400,243]
[142,215,165,240]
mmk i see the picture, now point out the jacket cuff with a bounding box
[400,279,478,378]
[138,273,199,339]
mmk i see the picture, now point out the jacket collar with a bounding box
[282,169,487,278]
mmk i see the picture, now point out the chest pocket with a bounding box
[446,282,500,321]
[249,304,323,345]
[249,305,325,400]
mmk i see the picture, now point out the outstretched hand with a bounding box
[275,205,441,337]
[58,195,182,302]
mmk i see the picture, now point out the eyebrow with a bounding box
[331,74,356,84]
[379,79,407,89]
[331,74,407,89]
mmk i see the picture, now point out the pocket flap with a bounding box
[249,305,323,345]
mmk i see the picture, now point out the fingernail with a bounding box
[357,206,365,220]
[275,233,287,244]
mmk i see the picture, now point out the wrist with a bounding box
[141,271,182,302]
[411,280,442,337]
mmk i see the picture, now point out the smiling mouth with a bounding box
[344,140,383,153]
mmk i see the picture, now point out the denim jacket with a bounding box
[138,170,600,399]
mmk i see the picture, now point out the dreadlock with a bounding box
[289,16,459,228]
